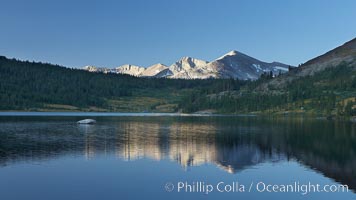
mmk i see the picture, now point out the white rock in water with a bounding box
[77,119,96,124]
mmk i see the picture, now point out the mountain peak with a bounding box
[216,50,239,60]
[83,65,98,72]
[174,57,208,66]
[168,57,209,78]
[116,64,145,76]
[147,63,167,68]
[141,63,168,77]
[227,50,238,56]
[179,56,193,61]
[116,64,143,68]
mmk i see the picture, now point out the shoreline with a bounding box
[0,111,354,123]
[0,111,234,117]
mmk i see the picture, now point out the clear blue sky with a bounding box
[1,0,356,68]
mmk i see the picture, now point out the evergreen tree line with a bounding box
[0,56,243,110]
[1,55,355,115]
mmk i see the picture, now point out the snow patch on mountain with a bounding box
[273,66,289,71]
[216,50,238,60]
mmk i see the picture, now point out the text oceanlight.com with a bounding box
[164,181,349,195]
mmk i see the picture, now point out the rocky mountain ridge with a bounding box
[83,50,291,80]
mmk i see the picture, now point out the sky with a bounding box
[1,0,356,68]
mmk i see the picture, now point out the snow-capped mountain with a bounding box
[167,57,214,79]
[115,64,145,76]
[202,50,290,80]
[83,51,291,80]
[82,66,115,74]
[83,65,98,72]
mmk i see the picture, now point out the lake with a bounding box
[0,113,355,200]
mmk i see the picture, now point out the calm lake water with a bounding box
[0,113,355,200]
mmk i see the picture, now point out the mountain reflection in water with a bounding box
[0,116,355,191]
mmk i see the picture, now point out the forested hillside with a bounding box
[179,38,356,117]
[0,56,242,112]
[0,54,355,116]
[181,62,356,116]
